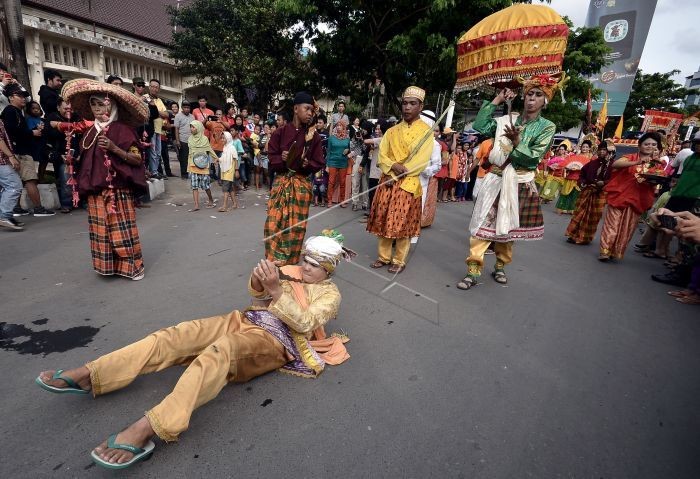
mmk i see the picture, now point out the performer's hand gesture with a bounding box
[493,88,516,106]
[98,135,114,152]
[253,259,282,299]
[503,124,520,147]
[390,162,408,176]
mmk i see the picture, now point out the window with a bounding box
[80,51,88,69]
[71,48,79,67]
[52,45,60,63]
[690,78,700,88]
[105,57,111,73]
[43,42,51,62]
[62,47,69,64]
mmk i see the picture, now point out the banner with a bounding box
[641,110,683,135]
[586,0,659,117]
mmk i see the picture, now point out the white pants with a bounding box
[351,156,368,207]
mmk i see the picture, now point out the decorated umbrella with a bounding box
[455,3,569,93]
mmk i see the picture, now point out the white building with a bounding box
[684,66,700,108]
[17,0,225,106]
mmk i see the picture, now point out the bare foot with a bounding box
[94,417,155,465]
[38,366,92,391]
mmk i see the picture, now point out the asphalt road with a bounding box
[1,174,699,478]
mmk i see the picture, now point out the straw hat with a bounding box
[61,78,149,127]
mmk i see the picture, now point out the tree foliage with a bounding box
[167,0,310,111]
[623,70,689,131]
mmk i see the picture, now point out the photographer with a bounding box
[657,210,700,305]
[349,117,368,211]
[132,77,159,176]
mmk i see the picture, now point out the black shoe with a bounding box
[33,206,56,217]
[13,206,30,216]
[0,217,23,230]
[651,272,687,287]
[12,217,25,227]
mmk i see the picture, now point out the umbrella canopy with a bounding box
[455,4,568,92]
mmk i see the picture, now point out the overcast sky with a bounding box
[548,0,698,84]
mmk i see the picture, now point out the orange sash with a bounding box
[280,265,350,365]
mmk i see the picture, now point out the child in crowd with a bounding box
[187,120,217,211]
[218,131,239,212]
[313,169,329,207]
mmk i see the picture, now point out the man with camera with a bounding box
[132,77,160,176]
[651,133,700,300]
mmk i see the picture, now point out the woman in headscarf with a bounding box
[217,131,238,212]
[187,120,218,211]
[60,79,149,280]
[326,120,351,207]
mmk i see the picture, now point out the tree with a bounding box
[623,70,689,131]
[167,0,311,111]
[277,0,516,113]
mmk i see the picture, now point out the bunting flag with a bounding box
[596,93,608,133]
[614,115,624,139]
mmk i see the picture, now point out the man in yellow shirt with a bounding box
[147,79,168,177]
[366,86,433,274]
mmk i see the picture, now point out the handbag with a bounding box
[192,152,211,169]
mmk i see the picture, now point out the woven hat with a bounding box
[61,78,148,127]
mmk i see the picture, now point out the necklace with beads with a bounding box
[81,126,100,151]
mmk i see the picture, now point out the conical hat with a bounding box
[61,78,149,127]
[455,4,568,92]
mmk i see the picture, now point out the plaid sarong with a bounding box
[87,189,144,279]
[565,187,606,244]
[264,173,312,265]
[556,188,579,213]
[473,182,544,241]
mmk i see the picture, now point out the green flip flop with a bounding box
[35,370,89,394]
[91,434,155,470]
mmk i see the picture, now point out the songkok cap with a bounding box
[420,110,436,128]
[402,86,425,102]
[302,229,356,275]
[294,91,315,105]
[517,72,568,102]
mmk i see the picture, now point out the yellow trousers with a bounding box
[465,237,513,277]
[377,236,411,266]
[85,311,287,442]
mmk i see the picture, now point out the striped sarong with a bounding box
[565,188,606,244]
[264,173,312,265]
[87,188,144,279]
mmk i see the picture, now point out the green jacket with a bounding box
[473,101,556,170]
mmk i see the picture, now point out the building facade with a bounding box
[684,66,700,109]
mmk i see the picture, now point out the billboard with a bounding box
[586,0,659,116]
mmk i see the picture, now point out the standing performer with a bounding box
[564,140,615,244]
[457,74,562,290]
[367,86,433,273]
[265,92,325,265]
[555,139,593,214]
[60,79,149,280]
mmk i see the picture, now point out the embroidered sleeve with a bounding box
[268,282,340,334]
[473,101,497,137]
[510,122,556,170]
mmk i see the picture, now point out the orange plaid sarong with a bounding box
[264,173,313,265]
[87,189,144,279]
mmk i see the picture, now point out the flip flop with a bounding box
[91,434,155,470]
[643,251,666,259]
[35,369,89,394]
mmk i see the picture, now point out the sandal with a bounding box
[456,276,477,290]
[35,369,90,394]
[205,203,216,208]
[492,270,508,284]
[387,264,405,274]
[187,208,200,212]
[218,207,227,212]
[91,434,156,470]
[643,251,666,259]
[370,259,389,269]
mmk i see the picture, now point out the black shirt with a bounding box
[1,104,34,155]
